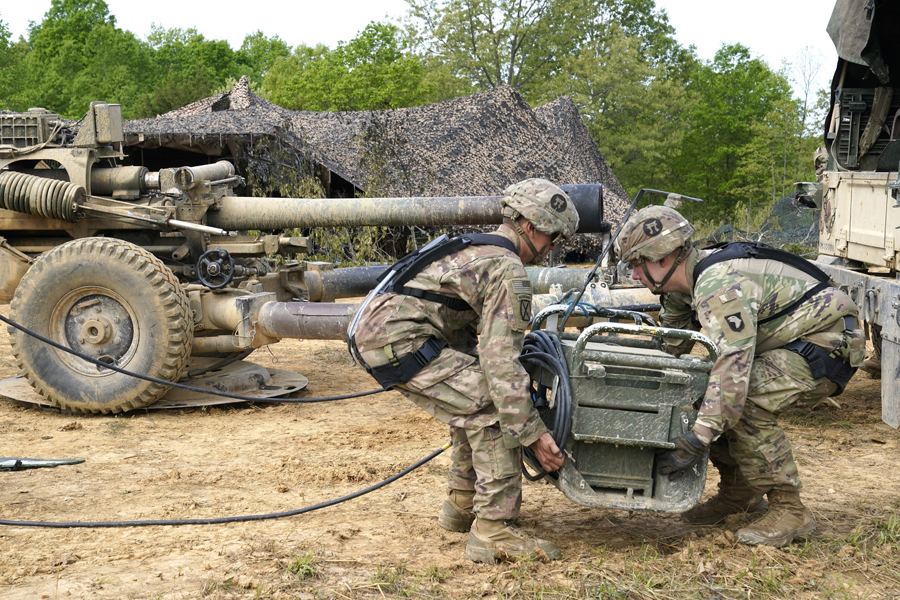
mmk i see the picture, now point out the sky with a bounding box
[1,0,839,92]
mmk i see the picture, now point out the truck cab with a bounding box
[814,0,900,427]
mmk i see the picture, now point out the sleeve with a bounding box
[691,272,762,445]
[472,257,548,448]
[659,292,699,356]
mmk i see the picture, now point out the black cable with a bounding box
[0,442,451,528]
[186,349,254,378]
[0,312,386,404]
[520,329,573,482]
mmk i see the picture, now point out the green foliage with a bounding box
[286,551,318,582]
[13,0,151,118]
[236,30,291,85]
[405,0,584,98]
[405,0,687,102]
[672,44,796,223]
[0,18,17,109]
[261,22,432,111]
[539,23,689,196]
[135,25,240,117]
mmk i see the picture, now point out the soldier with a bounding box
[616,205,865,547]
[349,179,579,562]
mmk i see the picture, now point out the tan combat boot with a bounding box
[736,489,816,547]
[682,465,768,525]
[860,354,881,379]
[437,490,475,532]
[465,518,561,563]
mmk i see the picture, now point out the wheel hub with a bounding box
[61,293,134,371]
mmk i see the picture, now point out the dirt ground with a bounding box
[0,304,898,600]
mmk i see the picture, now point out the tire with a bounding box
[8,238,193,413]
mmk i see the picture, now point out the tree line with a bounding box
[0,0,829,228]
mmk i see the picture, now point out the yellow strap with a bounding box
[384,344,401,367]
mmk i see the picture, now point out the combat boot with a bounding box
[736,489,816,547]
[860,354,881,379]
[465,518,561,563]
[437,490,475,532]
[682,465,767,525]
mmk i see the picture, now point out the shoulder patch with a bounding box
[706,292,754,345]
[507,278,533,331]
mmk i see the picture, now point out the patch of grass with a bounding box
[845,511,900,553]
[103,415,129,436]
[286,551,318,582]
[372,564,418,597]
[423,564,450,583]
[311,344,356,367]
[201,576,235,596]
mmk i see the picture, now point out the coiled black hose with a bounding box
[520,329,572,481]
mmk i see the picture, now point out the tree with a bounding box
[18,0,151,118]
[538,23,690,197]
[237,30,291,86]
[261,22,432,111]
[0,17,21,110]
[134,25,240,117]
[671,44,795,222]
[404,0,583,98]
[404,0,689,102]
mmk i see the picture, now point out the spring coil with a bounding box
[0,171,84,223]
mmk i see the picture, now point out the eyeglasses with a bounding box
[617,259,643,280]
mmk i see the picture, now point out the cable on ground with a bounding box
[0,312,387,404]
[0,442,451,528]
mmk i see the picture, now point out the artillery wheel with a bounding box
[8,238,193,413]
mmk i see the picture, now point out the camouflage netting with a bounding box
[698,194,819,257]
[123,77,630,261]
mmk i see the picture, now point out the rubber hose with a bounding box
[520,329,573,481]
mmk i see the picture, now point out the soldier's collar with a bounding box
[682,248,700,294]
[495,224,522,253]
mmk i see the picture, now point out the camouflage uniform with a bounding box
[352,179,578,523]
[660,249,865,492]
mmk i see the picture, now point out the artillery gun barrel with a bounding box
[254,279,658,341]
[207,184,605,233]
[305,266,635,301]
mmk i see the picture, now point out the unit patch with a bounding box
[507,278,533,331]
[724,312,745,332]
[706,288,754,346]
[550,194,568,213]
[642,218,663,237]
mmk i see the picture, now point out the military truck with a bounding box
[0,101,661,414]
[805,0,900,428]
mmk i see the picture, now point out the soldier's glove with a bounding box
[656,432,706,479]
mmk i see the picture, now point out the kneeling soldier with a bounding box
[350,179,578,562]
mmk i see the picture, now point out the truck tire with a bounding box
[8,238,193,413]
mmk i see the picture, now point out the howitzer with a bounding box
[0,101,656,414]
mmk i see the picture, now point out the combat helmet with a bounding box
[616,205,694,264]
[616,205,694,293]
[501,179,580,244]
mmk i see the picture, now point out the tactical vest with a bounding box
[693,241,856,394]
[693,241,832,326]
[352,233,519,388]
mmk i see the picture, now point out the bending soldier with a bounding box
[349,179,579,562]
[617,205,865,547]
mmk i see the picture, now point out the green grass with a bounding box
[286,551,318,582]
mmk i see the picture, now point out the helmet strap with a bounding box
[512,219,542,265]
[642,246,688,294]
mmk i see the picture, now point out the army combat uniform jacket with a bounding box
[352,227,547,448]
[659,249,865,445]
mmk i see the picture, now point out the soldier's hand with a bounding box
[530,432,564,472]
[656,432,706,479]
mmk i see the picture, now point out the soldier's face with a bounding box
[630,259,668,290]
[529,229,556,264]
